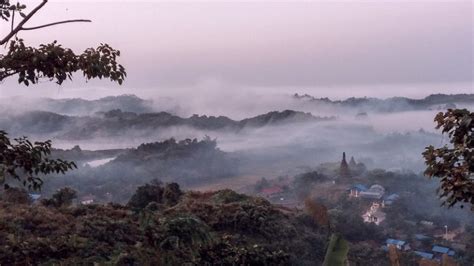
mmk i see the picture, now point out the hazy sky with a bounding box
[0,0,472,99]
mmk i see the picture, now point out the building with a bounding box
[80,195,95,205]
[414,251,434,260]
[384,193,400,205]
[420,220,434,227]
[359,184,385,199]
[432,245,455,256]
[339,152,351,178]
[362,202,386,225]
[348,184,368,197]
[414,234,431,241]
[386,238,411,251]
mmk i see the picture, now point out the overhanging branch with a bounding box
[21,19,91,31]
[0,0,48,45]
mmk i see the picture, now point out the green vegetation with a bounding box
[0,0,126,85]
[423,109,474,210]
[0,182,329,265]
[0,131,76,190]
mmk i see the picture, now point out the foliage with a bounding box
[0,184,330,265]
[127,182,183,210]
[0,0,126,85]
[41,187,77,207]
[0,185,30,204]
[293,171,327,199]
[423,109,474,210]
[305,197,330,229]
[0,131,76,190]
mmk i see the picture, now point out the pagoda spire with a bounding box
[340,152,351,178]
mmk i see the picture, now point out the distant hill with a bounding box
[0,109,334,139]
[293,93,474,112]
[2,94,154,115]
[44,138,240,201]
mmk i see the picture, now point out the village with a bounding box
[251,152,471,264]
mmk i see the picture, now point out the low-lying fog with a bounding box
[2,88,471,175]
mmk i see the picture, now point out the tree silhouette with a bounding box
[423,109,474,210]
[0,0,126,189]
[0,0,126,85]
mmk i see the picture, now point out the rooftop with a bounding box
[432,245,450,254]
[414,234,430,240]
[414,251,434,260]
[386,238,406,246]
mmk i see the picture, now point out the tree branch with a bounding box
[0,70,20,81]
[0,0,48,46]
[21,19,91,31]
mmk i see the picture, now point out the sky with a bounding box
[0,0,472,99]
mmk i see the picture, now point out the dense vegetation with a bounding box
[0,182,329,265]
[423,109,474,210]
[42,138,239,202]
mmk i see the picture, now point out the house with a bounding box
[414,234,431,241]
[362,202,386,225]
[432,245,455,256]
[80,195,95,205]
[420,220,434,227]
[359,184,385,199]
[348,184,368,197]
[414,251,434,260]
[386,238,411,251]
[384,193,400,205]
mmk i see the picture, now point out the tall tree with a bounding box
[423,109,474,210]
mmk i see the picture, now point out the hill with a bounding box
[293,93,474,112]
[0,109,333,139]
[0,184,328,265]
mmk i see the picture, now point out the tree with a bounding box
[41,187,77,207]
[0,0,125,189]
[423,109,474,210]
[0,131,76,190]
[1,0,126,85]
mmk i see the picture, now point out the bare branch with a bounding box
[21,19,91,31]
[0,0,48,46]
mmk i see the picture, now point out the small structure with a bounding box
[432,245,455,256]
[362,202,386,225]
[359,184,385,199]
[384,193,400,205]
[414,251,434,260]
[80,195,95,205]
[420,220,434,227]
[386,238,411,251]
[414,234,431,241]
[28,193,41,203]
[348,184,368,197]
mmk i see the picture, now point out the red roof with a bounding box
[261,186,283,196]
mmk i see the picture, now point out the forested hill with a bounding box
[1,94,153,115]
[293,93,474,112]
[0,109,332,139]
